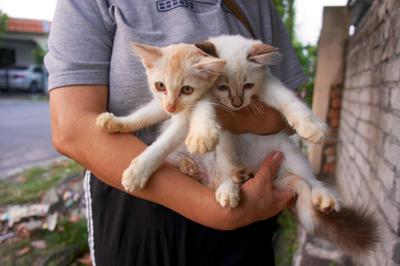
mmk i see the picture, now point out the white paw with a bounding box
[311,186,341,212]
[96,112,124,133]
[121,158,151,192]
[295,116,327,144]
[185,124,220,154]
[215,180,240,208]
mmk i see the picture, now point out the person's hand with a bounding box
[216,102,290,135]
[232,151,294,228]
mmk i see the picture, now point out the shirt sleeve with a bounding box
[44,0,115,91]
[266,1,308,90]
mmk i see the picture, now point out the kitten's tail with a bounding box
[275,175,381,255]
[313,205,381,254]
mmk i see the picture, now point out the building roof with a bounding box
[6,18,50,34]
[347,0,372,26]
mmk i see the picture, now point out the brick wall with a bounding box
[321,86,343,178]
[335,0,400,264]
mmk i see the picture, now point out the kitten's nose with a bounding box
[231,96,243,108]
[166,104,177,113]
[166,102,177,113]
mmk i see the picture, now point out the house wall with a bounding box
[335,0,400,264]
[3,32,49,50]
[0,38,37,66]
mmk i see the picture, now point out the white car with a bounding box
[0,65,47,93]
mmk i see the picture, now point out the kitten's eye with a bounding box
[181,85,194,95]
[218,85,229,91]
[243,83,254,89]
[155,81,166,92]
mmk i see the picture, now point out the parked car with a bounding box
[0,64,47,93]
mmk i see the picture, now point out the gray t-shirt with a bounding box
[45,0,306,142]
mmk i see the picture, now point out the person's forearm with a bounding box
[50,86,240,230]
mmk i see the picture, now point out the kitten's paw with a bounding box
[295,116,327,144]
[311,186,341,213]
[179,158,199,178]
[215,180,240,208]
[185,125,220,154]
[121,159,151,192]
[96,112,128,133]
[232,167,255,184]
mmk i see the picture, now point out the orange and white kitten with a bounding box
[96,42,226,191]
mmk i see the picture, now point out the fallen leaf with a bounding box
[16,175,27,184]
[31,240,47,249]
[77,253,92,265]
[16,246,30,256]
[69,214,81,223]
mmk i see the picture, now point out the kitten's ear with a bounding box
[130,42,163,68]
[193,57,226,80]
[194,41,218,57]
[248,43,281,65]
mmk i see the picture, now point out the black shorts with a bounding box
[84,172,277,266]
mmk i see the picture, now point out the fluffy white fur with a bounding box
[177,35,341,231]
[97,36,379,254]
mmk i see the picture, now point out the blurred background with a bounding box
[1,0,399,266]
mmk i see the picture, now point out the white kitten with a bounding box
[180,35,379,254]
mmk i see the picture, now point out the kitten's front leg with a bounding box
[213,131,254,208]
[185,94,220,154]
[121,114,188,191]
[259,74,327,143]
[97,99,169,133]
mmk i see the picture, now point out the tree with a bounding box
[272,0,317,105]
[33,45,46,65]
[0,10,8,36]
[272,0,295,40]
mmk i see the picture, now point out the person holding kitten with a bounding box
[46,0,307,265]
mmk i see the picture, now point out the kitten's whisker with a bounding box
[250,102,264,117]
[214,104,235,115]
[249,104,262,117]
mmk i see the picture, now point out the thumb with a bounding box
[255,151,284,181]
[272,188,295,213]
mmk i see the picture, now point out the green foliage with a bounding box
[273,0,317,105]
[33,45,46,65]
[274,210,298,266]
[272,0,295,40]
[0,10,7,36]
[293,41,317,105]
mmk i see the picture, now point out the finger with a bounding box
[256,151,284,180]
[272,188,295,213]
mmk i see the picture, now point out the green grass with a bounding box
[0,160,83,206]
[274,210,298,266]
[0,218,88,266]
[0,160,88,266]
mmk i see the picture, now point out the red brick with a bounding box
[331,99,342,108]
[322,163,335,175]
[324,147,336,156]
[330,89,342,99]
[330,117,340,128]
[328,109,340,119]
